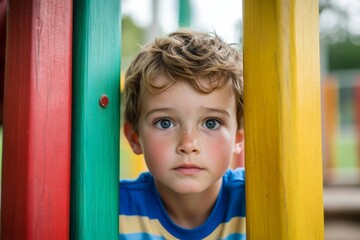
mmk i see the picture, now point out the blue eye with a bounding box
[203,119,221,129]
[154,119,174,129]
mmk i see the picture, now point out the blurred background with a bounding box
[119,0,360,239]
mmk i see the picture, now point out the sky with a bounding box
[121,0,243,43]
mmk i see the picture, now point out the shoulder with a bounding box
[119,172,165,219]
[120,172,153,188]
[220,168,246,219]
[120,172,158,215]
[120,172,155,203]
[223,168,245,188]
[222,168,245,209]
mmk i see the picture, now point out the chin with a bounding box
[171,184,207,194]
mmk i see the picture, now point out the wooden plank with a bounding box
[0,0,6,125]
[70,0,120,239]
[1,0,72,239]
[243,0,324,239]
[178,0,191,27]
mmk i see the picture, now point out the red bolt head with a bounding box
[99,95,109,108]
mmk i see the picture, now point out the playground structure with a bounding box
[0,0,339,239]
[322,74,360,185]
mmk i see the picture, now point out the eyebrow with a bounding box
[144,107,231,119]
[202,107,231,118]
[144,108,173,119]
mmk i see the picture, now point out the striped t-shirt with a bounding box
[120,168,246,239]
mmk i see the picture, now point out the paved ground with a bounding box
[324,186,360,240]
[325,219,360,240]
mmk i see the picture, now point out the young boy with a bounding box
[120,29,245,239]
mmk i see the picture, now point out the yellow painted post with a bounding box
[243,0,324,239]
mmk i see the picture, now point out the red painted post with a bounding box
[0,0,6,124]
[1,0,72,239]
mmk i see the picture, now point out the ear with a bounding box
[124,121,143,155]
[233,130,244,155]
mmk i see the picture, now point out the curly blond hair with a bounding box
[123,29,243,133]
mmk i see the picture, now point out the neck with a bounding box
[155,179,222,229]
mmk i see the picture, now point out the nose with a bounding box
[176,128,200,155]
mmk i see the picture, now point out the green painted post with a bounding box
[179,0,191,27]
[71,0,120,239]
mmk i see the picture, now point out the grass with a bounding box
[335,131,358,168]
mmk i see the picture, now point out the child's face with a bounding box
[125,76,243,195]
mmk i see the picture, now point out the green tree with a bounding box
[121,16,146,71]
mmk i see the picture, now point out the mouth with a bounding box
[174,164,203,175]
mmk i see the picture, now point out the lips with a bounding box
[174,164,203,175]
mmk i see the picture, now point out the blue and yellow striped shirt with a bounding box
[120,168,246,239]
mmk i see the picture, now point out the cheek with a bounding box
[205,132,234,160]
[140,134,173,169]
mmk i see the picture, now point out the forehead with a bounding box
[139,76,236,115]
[141,74,230,94]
